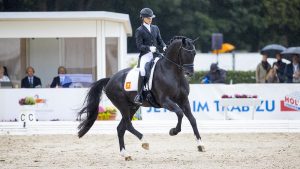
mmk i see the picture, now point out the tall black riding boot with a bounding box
[134,76,145,105]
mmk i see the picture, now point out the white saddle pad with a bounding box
[124,57,160,91]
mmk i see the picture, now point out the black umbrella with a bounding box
[260,44,286,58]
[281,47,300,61]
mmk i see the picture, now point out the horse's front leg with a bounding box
[180,99,205,152]
[162,98,184,136]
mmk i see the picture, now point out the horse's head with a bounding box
[165,36,197,77]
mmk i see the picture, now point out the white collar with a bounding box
[143,23,151,32]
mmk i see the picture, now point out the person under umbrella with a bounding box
[256,54,271,83]
[281,47,300,83]
[284,54,300,83]
[273,54,286,83]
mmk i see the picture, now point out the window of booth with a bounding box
[0,38,97,88]
[64,38,97,81]
[105,37,119,77]
[0,38,25,87]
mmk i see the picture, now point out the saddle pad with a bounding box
[124,57,160,91]
[124,67,139,91]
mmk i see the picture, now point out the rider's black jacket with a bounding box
[135,24,166,57]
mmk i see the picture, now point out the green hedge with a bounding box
[189,71,256,84]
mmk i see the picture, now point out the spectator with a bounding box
[256,54,271,83]
[3,66,8,76]
[284,55,300,83]
[266,66,279,83]
[202,63,227,83]
[0,66,10,82]
[50,66,71,88]
[273,54,286,83]
[21,66,42,88]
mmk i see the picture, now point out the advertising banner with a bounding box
[142,84,300,120]
[0,84,299,121]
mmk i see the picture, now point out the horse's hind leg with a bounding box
[113,101,146,160]
[117,119,131,160]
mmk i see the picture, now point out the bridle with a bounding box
[163,42,196,71]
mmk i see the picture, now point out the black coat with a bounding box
[273,61,286,83]
[135,24,166,57]
[50,76,61,88]
[21,76,42,88]
[284,63,300,83]
[206,69,227,83]
[50,76,71,88]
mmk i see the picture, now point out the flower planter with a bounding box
[97,105,117,120]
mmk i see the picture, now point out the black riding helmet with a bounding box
[140,8,155,18]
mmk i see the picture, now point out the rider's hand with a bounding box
[163,46,167,51]
[149,46,156,53]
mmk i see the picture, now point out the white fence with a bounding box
[127,53,291,71]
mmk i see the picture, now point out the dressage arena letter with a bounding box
[19,112,36,122]
[19,111,36,128]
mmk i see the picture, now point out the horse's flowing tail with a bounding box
[77,78,110,138]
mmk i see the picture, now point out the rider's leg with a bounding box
[134,52,153,105]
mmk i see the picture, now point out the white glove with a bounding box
[149,46,156,53]
[163,46,167,51]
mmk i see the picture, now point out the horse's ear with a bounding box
[182,38,186,45]
[193,36,200,44]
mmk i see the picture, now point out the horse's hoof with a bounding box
[198,145,205,152]
[125,156,133,161]
[142,143,149,150]
[169,128,178,136]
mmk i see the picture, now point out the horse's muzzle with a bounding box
[183,64,194,77]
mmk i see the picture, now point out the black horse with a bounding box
[77,36,205,160]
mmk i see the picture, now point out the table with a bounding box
[219,98,262,120]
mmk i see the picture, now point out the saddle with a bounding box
[124,53,162,107]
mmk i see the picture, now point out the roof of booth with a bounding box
[0,11,132,36]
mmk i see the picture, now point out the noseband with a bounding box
[163,43,196,71]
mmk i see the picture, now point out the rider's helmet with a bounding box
[140,8,155,18]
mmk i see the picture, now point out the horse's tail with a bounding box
[77,77,110,138]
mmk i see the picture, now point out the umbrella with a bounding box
[281,47,300,61]
[212,43,235,54]
[260,44,286,58]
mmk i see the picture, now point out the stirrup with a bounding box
[134,94,143,105]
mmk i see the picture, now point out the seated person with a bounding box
[21,66,42,88]
[202,63,227,84]
[3,66,9,76]
[50,66,72,88]
[0,66,10,82]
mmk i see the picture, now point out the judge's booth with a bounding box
[0,11,132,121]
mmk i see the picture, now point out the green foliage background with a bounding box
[1,0,299,52]
[189,71,256,84]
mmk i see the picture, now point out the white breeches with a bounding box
[139,52,153,76]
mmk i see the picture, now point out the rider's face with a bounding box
[143,17,152,24]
